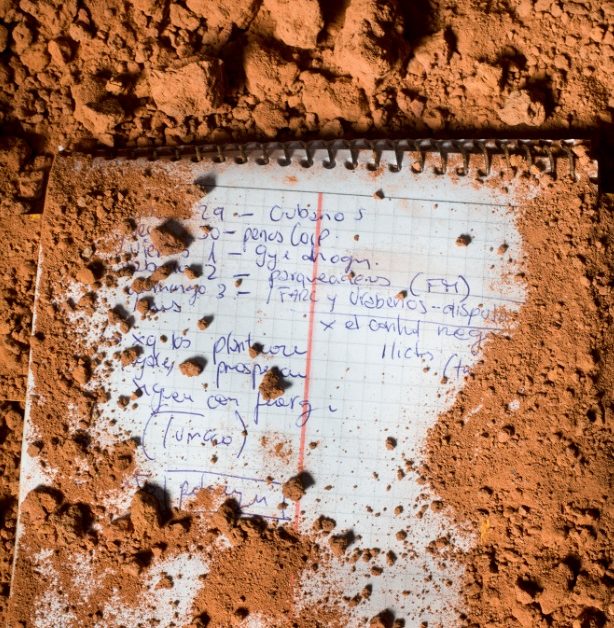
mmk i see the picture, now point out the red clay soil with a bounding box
[0,0,612,625]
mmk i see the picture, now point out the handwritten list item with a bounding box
[24,151,525,625]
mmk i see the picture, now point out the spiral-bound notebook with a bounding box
[11,140,596,626]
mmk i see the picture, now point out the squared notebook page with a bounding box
[12,143,587,627]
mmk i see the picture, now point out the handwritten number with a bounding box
[206,264,217,280]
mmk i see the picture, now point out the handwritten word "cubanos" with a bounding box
[269,204,365,223]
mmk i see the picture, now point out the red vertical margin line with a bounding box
[293,192,324,529]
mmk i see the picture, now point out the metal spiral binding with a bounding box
[93,138,583,180]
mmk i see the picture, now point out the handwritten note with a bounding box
[22,149,525,625]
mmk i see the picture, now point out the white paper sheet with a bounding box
[20,147,526,626]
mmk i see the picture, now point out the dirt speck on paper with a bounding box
[261,433,293,463]
[282,474,307,502]
[149,261,175,283]
[248,342,263,358]
[329,531,354,557]
[497,242,509,255]
[179,358,205,377]
[197,316,213,330]
[313,515,337,534]
[455,233,472,247]
[119,346,142,367]
[150,220,193,256]
[184,265,201,279]
[259,367,286,401]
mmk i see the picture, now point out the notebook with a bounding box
[10,139,595,626]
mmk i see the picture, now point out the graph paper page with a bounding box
[17,148,526,625]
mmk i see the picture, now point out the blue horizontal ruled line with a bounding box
[206,183,513,207]
[151,410,204,417]
[165,468,282,486]
[245,512,291,522]
[180,508,289,522]
[423,290,523,304]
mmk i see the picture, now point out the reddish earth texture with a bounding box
[0,0,612,625]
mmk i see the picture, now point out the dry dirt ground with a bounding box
[0,0,612,625]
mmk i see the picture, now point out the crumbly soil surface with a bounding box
[0,0,612,625]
